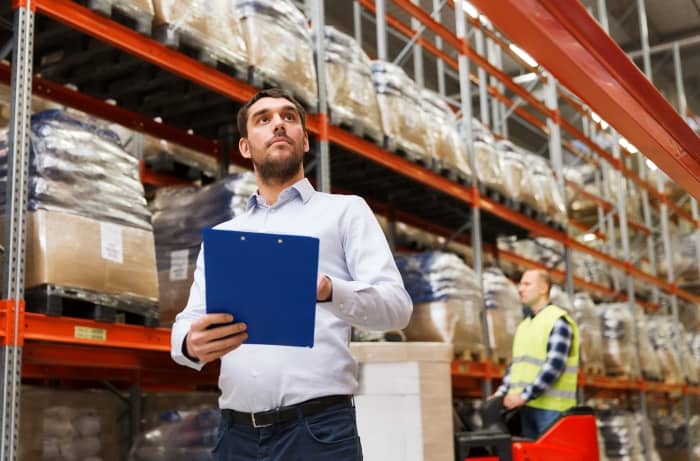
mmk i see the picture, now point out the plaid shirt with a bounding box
[495,315,573,402]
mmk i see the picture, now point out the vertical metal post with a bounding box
[310,0,330,192]
[637,0,652,80]
[495,46,508,138]
[544,73,574,297]
[456,1,489,397]
[410,0,424,87]
[602,164,621,291]
[597,0,609,33]
[353,0,363,44]
[656,173,693,461]
[475,27,490,127]
[487,37,501,134]
[673,42,688,118]
[639,166,659,304]
[432,0,446,97]
[612,133,651,461]
[2,5,35,461]
[692,199,700,283]
[375,0,388,61]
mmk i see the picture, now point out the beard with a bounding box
[251,141,305,185]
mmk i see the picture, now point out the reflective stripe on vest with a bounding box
[507,304,580,412]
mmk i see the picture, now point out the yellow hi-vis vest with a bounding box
[507,304,580,412]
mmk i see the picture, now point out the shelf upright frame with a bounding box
[309,0,330,193]
[474,22,490,127]
[353,0,363,43]
[612,132,652,461]
[1,3,35,460]
[410,0,424,87]
[433,0,446,97]
[657,172,694,461]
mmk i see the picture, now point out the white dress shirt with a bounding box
[171,178,412,412]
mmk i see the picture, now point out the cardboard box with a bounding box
[13,209,158,300]
[157,264,195,326]
[351,342,454,461]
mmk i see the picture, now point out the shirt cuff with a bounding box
[325,276,366,322]
[170,322,206,371]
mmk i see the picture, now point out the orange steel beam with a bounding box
[470,0,700,200]
[140,162,197,187]
[569,218,606,240]
[561,138,599,168]
[565,180,613,212]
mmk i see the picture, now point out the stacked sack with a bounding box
[42,407,103,461]
[522,152,567,226]
[396,251,485,358]
[633,305,663,382]
[466,118,504,194]
[597,409,660,461]
[321,26,383,143]
[129,410,220,461]
[236,0,317,108]
[151,173,256,325]
[0,110,158,307]
[647,315,699,384]
[482,267,521,363]
[152,0,247,70]
[572,293,605,375]
[370,61,431,162]
[494,139,533,206]
[599,303,640,378]
[421,89,472,180]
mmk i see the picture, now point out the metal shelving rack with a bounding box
[0,0,699,459]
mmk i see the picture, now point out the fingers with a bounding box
[192,313,234,331]
[187,313,248,363]
[196,331,249,363]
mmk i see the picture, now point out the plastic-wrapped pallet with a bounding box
[522,152,567,226]
[152,173,256,325]
[0,110,158,305]
[572,293,605,375]
[321,26,383,143]
[596,409,650,461]
[236,0,317,108]
[421,89,472,180]
[599,303,640,379]
[153,0,247,71]
[483,267,521,363]
[494,140,535,206]
[129,409,220,461]
[90,0,154,34]
[564,163,601,222]
[573,249,612,289]
[466,118,504,194]
[646,315,685,385]
[370,61,431,161]
[396,251,485,358]
[633,305,663,382]
[549,285,573,312]
[658,231,700,284]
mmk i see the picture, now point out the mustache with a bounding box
[266,135,293,147]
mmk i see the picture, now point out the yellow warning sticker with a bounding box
[74,326,107,341]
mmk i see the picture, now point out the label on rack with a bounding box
[74,326,107,342]
[100,222,123,264]
[169,249,190,281]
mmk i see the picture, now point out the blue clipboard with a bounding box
[202,228,319,347]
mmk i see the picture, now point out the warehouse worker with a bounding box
[491,269,580,439]
[170,88,412,461]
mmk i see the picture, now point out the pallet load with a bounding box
[647,315,698,385]
[86,0,154,34]
[466,119,505,196]
[596,408,660,461]
[321,26,383,144]
[522,152,567,227]
[494,139,535,209]
[599,303,641,379]
[632,305,663,382]
[236,0,318,109]
[482,267,521,364]
[370,61,432,163]
[152,0,248,76]
[572,293,605,375]
[151,173,256,325]
[0,110,158,325]
[396,251,485,360]
[421,89,472,183]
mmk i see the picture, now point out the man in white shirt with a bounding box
[171,88,413,461]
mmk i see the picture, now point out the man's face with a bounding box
[518,271,546,306]
[239,97,309,183]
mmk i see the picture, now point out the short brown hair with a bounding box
[236,88,306,138]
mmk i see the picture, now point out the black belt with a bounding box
[222,395,352,428]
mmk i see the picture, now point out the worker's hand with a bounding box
[503,394,526,410]
[186,313,247,364]
[317,274,332,302]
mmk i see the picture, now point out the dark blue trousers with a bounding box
[212,402,363,461]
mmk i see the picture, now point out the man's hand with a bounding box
[317,275,332,302]
[503,394,526,410]
[185,313,247,364]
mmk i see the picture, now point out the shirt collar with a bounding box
[246,177,315,210]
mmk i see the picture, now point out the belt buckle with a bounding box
[251,412,272,428]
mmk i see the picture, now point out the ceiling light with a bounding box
[582,233,597,242]
[462,1,479,18]
[509,44,538,68]
[646,159,658,171]
[513,72,538,84]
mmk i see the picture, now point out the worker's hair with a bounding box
[532,269,552,291]
[236,88,307,138]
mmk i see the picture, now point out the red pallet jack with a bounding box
[454,396,600,461]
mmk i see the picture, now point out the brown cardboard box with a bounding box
[157,264,195,326]
[351,342,454,461]
[16,209,158,300]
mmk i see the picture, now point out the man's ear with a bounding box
[303,131,310,153]
[239,137,251,159]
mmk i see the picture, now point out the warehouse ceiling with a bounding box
[322,1,700,157]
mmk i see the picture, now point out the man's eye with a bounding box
[284,113,296,121]
[258,117,269,124]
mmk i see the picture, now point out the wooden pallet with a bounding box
[458,348,487,363]
[328,110,384,146]
[583,364,604,376]
[78,0,152,36]
[384,137,433,169]
[432,160,472,187]
[25,284,159,327]
[151,24,248,82]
